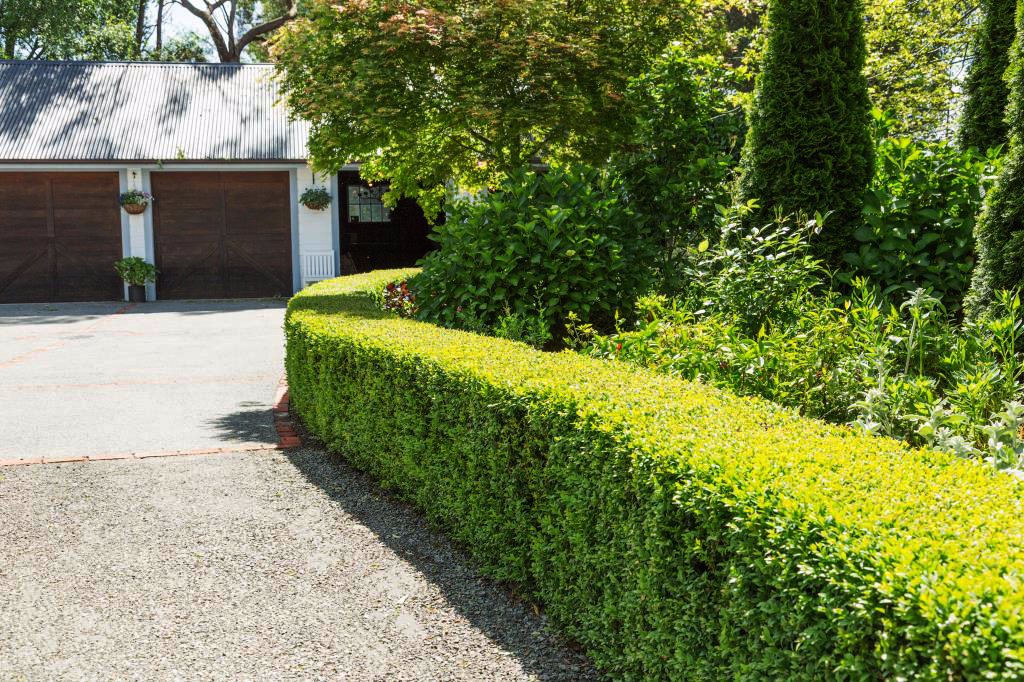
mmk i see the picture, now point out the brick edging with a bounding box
[273,375,302,449]
[0,374,302,468]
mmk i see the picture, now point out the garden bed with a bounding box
[286,270,1024,680]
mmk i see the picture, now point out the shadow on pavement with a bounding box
[206,407,278,445]
[282,448,597,682]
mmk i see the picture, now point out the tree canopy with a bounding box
[0,0,137,59]
[272,0,693,213]
[703,0,985,140]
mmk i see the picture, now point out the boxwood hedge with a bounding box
[286,270,1024,680]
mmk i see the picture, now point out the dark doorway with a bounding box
[338,171,438,273]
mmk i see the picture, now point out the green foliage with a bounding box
[148,32,209,62]
[681,204,828,333]
[114,257,158,286]
[842,112,1001,311]
[585,255,1024,468]
[737,0,875,267]
[960,0,1017,153]
[705,0,984,140]
[0,0,137,59]
[272,0,692,214]
[298,186,331,210]
[967,0,1024,316]
[287,270,1024,680]
[412,167,657,340]
[612,48,745,292]
[861,0,983,140]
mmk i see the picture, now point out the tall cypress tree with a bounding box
[966,0,1024,315]
[736,0,874,267]
[960,0,1017,153]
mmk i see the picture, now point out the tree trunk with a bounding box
[134,0,147,57]
[155,0,164,53]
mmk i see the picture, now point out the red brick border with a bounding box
[273,375,303,449]
[0,374,302,467]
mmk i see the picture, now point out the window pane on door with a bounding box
[347,184,392,223]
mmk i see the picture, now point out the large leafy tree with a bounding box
[736,0,874,266]
[0,0,137,59]
[272,0,692,213]
[959,0,1017,153]
[966,0,1024,315]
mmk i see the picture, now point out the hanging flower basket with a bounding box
[120,190,154,215]
[300,186,332,211]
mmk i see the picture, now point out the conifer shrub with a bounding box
[287,270,1024,680]
[959,0,1017,153]
[736,0,874,266]
[968,0,1024,315]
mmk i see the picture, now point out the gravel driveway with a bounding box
[0,448,595,680]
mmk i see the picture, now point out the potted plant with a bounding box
[114,257,158,302]
[299,186,332,211]
[119,190,154,215]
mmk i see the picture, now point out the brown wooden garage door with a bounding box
[0,172,122,303]
[152,171,293,299]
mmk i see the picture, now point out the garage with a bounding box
[152,171,293,299]
[0,172,123,303]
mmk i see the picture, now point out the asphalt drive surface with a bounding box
[0,299,287,460]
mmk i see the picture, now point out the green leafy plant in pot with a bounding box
[299,186,332,210]
[119,190,154,215]
[114,257,158,302]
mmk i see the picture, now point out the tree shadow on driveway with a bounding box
[282,448,598,681]
[206,406,277,445]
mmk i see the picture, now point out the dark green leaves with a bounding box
[411,166,658,341]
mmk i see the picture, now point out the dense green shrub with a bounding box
[676,203,827,334]
[584,267,1024,469]
[968,0,1024,316]
[287,271,1024,679]
[842,114,1001,311]
[736,0,875,267]
[959,0,1017,153]
[412,166,657,339]
[613,49,745,292]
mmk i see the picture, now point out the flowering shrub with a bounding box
[119,189,153,206]
[376,280,417,317]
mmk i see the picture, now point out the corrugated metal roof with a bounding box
[0,60,310,162]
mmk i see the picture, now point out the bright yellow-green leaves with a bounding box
[287,271,1024,679]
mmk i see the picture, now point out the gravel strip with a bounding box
[0,449,596,681]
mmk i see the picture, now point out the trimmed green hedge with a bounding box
[286,270,1024,680]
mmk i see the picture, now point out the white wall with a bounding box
[124,168,148,259]
[296,166,335,251]
[295,165,338,285]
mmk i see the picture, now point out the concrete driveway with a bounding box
[0,299,287,461]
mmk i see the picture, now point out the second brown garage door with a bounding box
[152,171,293,299]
